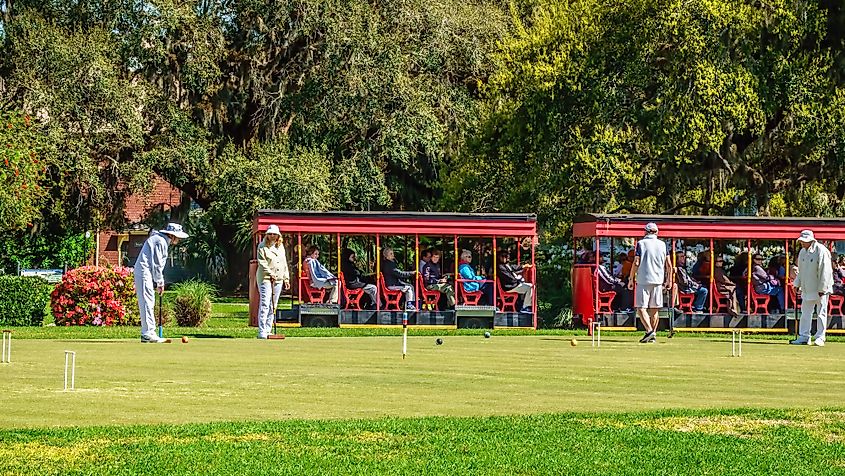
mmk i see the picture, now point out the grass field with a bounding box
[2,408,844,475]
[3,335,843,428]
[4,299,845,474]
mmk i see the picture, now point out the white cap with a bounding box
[265,224,281,236]
[645,222,659,233]
[159,223,188,239]
[797,229,815,243]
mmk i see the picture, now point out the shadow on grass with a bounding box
[177,333,235,339]
[55,339,128,343]
[540,337,633,343]
[706,339,788,346]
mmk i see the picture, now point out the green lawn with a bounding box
[2,335,844,429]
[1,409,844,475]
[3,330,845,474]
[6,301,845,474]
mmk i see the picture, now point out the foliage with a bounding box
[0,231,92,273]
[172,279,216,327]
[50,266,138,326]
[1,11,148,232]
[0,276,51,326]
[535,242,573,327]
[180,210,227,284]
[0,111,49,232]
[5,0,845,310]
[446,0,845,230]
[205,140,336,239]
[1,1,512,292]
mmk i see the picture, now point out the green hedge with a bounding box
[0,275,52,326]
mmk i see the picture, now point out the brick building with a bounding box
[93,176,186,267]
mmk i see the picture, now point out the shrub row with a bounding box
[51,266,139,326]
[0,275,52,326]
[0,267,216,327]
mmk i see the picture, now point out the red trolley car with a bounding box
[250,210,538,329]
[573,214,845,334]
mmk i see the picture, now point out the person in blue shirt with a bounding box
[304,245,339,304]
[458,249,493,305]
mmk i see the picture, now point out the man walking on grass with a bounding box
[628,222,672,343]
[134,223,188,343]
[791,230,833,347]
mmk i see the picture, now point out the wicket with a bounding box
[591,321,601,348]
[731,330,743,357]
[1,330,10,364]
[64,351,76,391]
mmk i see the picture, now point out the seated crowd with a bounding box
[299,245,533,312]
[585,246,845,315]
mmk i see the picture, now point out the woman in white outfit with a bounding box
[256,225,290,339]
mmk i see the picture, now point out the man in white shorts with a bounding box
[628,222,672,343]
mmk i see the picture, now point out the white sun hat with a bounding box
[160,223,189,239]
[265,224,281,235]
[797,229,816,243]
[644,222,659,233]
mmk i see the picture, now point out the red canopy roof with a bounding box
[573,214,845,240]
[253,210,537,237]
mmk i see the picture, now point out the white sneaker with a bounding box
[814,338,825,347]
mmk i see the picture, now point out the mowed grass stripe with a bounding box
[2,336,845,428]
[1,409,844,475]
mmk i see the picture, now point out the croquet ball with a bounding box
[435,338,443,346]
[181,336,188,343]
[570,338,578,347]
[484,331,491,339]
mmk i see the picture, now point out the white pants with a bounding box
[506,282,534,309]
[388,285,415,307]
[799,294,829,342]
[135,271,157,339]
[257,281,283,338]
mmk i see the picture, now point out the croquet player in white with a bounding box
[134,223,188,343]
[256,225,290,339]
[628,222,672,344]
[791,229,833,346]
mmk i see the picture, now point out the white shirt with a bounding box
[635,234,667,285]
[793,241,833,301]
[134,231,169,287]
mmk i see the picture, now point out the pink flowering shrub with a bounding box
[51,266,139,326]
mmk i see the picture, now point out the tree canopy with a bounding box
[3,0,845,281]
[445,0,845,231]
[0,0,510,279]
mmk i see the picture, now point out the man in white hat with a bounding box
[791,229,833,346]
[255,224,290,339]
[628,222,671,343]
[134,223,189,343]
